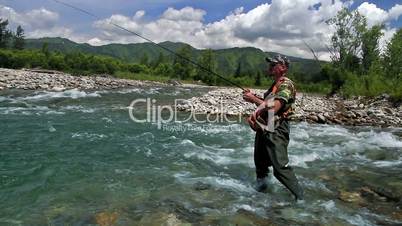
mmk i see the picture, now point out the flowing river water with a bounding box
[0,86,401,225]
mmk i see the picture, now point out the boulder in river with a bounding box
[52,86,66,92]
[338,190,365,204]
[193,181,212,191]
[167,79,182,86]
[317,114,326,123]
[139,212,188,225]
[95,212,118,226]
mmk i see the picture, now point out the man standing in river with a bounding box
[242,55,304,201]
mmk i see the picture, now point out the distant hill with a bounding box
[25,37,322,79]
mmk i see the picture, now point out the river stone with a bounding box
[381,93,391,99]
[360,187,387,201]
[356,111,368,118]
[318,173,331,181]
[139,212,189,226]
[332,118,343,124]
[345,112,356,119]
[364,149,388,161]
[308,115,319,122]
[193,182,211,191]
[232,209,271,225]
[95,212,118,226]
[39,84,49,89]
[52,86,65,92]
[317,114,326,123]
[391,211,402,221]
[383,107,394,115]
[338,191,364,204]
[208,99,217,105]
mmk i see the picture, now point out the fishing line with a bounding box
[51,0,246,91]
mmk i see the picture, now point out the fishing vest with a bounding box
[263,77,296,119]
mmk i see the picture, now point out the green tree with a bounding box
[234,62,242,78]
[320,64,347,95]
[194,49,217,85]
[255,71,262,86]
[48,53,68,71]
[326,7,367,71]
[173,45,193,80]
[152,52,165,68]
[361,24,383,73]
[127,63,147,74]
[384,28,402,99]
[0,19,12,48]
[140,53,149,66]
[13,25,25,50]
[154,63,173,76]
[41,42,50,58]
[384,28,401,79]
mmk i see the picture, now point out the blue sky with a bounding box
[0,0,270,32]
[2,0,400,25]
[0,0,401,59]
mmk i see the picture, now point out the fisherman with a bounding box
[242,55,304,201]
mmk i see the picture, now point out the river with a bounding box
[0,86,401,225]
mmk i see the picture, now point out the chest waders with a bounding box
[254,78,304,200]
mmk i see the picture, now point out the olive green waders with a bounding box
[254,119,304,200]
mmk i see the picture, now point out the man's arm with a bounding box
[243,90,284,113]
[243,90,264,106]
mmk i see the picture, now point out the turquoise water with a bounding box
[1,87,402,225]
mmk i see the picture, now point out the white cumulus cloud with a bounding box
[357,2,402,27]
[0,4,73,38]
[388,4,402,20]
[91,0,351,60]
[161,7,206,22]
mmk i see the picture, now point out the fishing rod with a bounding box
[51,0,246,91]
[301,40,324,107]
[302,40,320,64]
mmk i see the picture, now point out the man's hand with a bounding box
[247,115,258,131]
[243,90,256,103]
[243,89,264,105]
[247,106,265,131]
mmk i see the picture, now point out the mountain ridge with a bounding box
[25,37,322,79]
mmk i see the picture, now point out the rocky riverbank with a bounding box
[176,88,402,127]
[0,68,165,91]
[1,68,401,127]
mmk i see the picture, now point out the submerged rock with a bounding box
[139,212,190,226]
[167,79,182,86]
[338,191,365,204]
[360,187,387,202]
[193,181,211,191]
[317,114,326,123]
[366,184,401,202]
[95,212,118,226]
[391,211,402,221]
